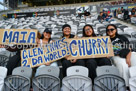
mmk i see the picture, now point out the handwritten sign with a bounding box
[21,36,114,68]
[0,29,37,45]
[21,38,70,68]
[66,36,114,60]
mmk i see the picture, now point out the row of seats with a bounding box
[1,65,136,91]
[6,5,77,14]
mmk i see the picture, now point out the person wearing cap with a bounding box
[61,24,85,77]
[35,28,58,76]
[102,10,108,20]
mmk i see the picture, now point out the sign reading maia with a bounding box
[0,29,37,45]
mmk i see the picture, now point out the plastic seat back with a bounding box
[4,75,30,91]
[12,66,32,78]
[0,67,7,91]
[94,74,126,91]
[67,66,89,77]
[62,75,92,91]
[37,66,60,77]
[96,66,120,76]
[33,75,60,91]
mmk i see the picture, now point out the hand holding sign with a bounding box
[70,59,77,63]
[0,44,5,48]
[45,62,51,66]
[21,38,70,68]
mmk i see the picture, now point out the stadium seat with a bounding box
[61,66,92,91]
[0,55,9,67]
[94,74,126,91]
[4,75,30,91]
[131,32,136,38]
[67,66,89,77]
[129,66,136,91]
[129,66,136,78]
[35,66,60,77]
[96,66,120,76]
[95,24,105,30]
[0,66,7,91]
[118,25,128,31]
[33,66,60,91]
[12,66,32,78]
[129,77,136,91]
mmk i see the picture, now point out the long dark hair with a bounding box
[106,24,118,36]
[83,24,96,37]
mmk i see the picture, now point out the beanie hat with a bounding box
[62,24,71,31]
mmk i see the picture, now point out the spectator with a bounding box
[114,9,117,17]
[129,8,136,23]
[121,7,125,13]
[80,24,111,83]
[61,24,85,77]
[129,8,136,18]
[35,28,58,76]
[106,24,136,86]
[97,12,104,22]
[117,8,123,19]
[105,11,113,21]
[84,10,91,18]
[102,10,107,19]
[117,8,122,15]
[123,9,129,20]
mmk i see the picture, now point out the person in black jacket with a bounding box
[106,24,136,86]
[97,12,104,22]
[106,24,131,66]
[61,24,85,77]
[80,24,111,83]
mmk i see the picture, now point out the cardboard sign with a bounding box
[0,29,37,45]
[66,36,114,60]
[21,38,70,68]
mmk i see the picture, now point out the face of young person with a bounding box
[107,26,117,38]
[100,12,103,16]
[132,9,135,12]
[84,26,93,37]
[63,27,71,36]
[43,32,51,40]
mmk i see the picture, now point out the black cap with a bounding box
[44,28,52,34]
[62,24,71,31]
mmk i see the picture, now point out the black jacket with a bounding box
[110,34,130,58]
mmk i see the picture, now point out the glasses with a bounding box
[107,28,115,32]
[85,28,92,31]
